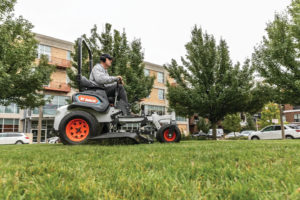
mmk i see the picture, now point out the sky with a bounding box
[14,0,291,66]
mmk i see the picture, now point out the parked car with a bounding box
[0,132,30,144]
[47,137,60,144]
[287,124,300,130]
[208,129,224,138]
[248,125,300,140]
[225,132,240,139]
[240,130,255,137]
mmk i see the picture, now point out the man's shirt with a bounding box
[89,63,118,87]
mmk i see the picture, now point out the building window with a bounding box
[0,104,19,114]
[145,105,165,115]
[158,89,165,100]
[67,51,72,61]
[37,44,51,60]
[33,95,70,116]
[0,118,19,133]
[157,72,164,83]
[294,114,300,122]
[176,116,186,122]
[293,105,300,110]
[144,69,150,77]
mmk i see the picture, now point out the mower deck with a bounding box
[89,132,153,144]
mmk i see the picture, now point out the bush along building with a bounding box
[0,34,189,143]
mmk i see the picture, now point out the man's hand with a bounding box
[116,76,125,85]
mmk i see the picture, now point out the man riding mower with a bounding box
[53,38,181,145]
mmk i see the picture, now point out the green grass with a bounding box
[0,140,300,200]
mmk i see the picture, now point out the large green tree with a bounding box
[67,24,154,111]
[0,0,54,108]
[252,0,300,138]
[222,113,242,134]
[258,102,280,129]
[165,26,269,139]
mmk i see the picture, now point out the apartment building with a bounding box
[23,34,74,142]
[0,34,189,141]
[142,62,189,135]
[283,104,300,124]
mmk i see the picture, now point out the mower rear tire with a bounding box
[156,124,181,143]
[59,111,99,145]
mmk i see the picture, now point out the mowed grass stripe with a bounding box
[0,140,299,200]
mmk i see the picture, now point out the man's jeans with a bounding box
[105,84,129,115]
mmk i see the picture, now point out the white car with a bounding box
[208,129,224,138]
[240,130,255,137]
[0,132,30,144]
[225,132,240,138]
[249,125,300,140]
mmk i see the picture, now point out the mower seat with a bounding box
[108,97,115,104]
[80,76,105,90]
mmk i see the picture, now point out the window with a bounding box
[293,105,300,110]
[176,116,187,122]
[294,114,300,122]
[157,72,164,83]
[67,51,72,61]
[274,125,286,130]
[37,44,51,60]
[0,104,19,114]
[33,95,70,116]
[262,126,274,132]
[145,105,165,115]
[144,69,150,77]
[158,89,165,100]
[0,118,19,133]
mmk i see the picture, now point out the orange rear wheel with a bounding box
[163,129,176,142]
[65,118,90,142]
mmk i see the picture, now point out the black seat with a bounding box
[108,97,115,104]
[80,76,105,90]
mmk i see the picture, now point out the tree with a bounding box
[258,102,280,129]
[0,0,55,108]
[243,113,256,131]
[67,24,154,112]
[222,114,242,134]
[252,0,300,139]
[165,26,269,140]
[196,117,211,134]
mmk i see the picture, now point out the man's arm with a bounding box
[91,66,119,85]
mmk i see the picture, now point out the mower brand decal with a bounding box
[77,95,100,104]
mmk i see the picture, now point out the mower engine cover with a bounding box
[69,90,110,112]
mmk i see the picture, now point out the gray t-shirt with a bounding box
[89,64,118,87]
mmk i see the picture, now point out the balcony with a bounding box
[44,81,71,93]
[49,57,71,68]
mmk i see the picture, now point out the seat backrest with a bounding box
[80,76,105,90]
[80,76,96,88]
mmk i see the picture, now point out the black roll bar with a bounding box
[77,38,93,92]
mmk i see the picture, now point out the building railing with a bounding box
[43,81,71,93]
[49,57,72,68]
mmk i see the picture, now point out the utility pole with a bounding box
[279,104,285,140]
[37,105,43,144]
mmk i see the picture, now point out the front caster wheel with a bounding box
[156,124,181,143]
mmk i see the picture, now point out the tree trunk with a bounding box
[37,106,43,144]
[279,104,285,140]
[212,123,217,140]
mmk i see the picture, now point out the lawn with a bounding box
[0,140,300,200]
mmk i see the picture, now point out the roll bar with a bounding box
[77,38,93,91]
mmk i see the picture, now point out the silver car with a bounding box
[0,132,30,145]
